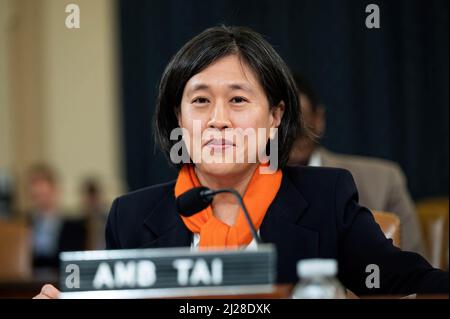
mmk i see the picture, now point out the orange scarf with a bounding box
[174,164,282,248]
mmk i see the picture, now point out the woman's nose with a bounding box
[207,102,231,130]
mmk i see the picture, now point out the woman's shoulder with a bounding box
[112,180,176,214]
[283,165,358,202]
[284,165,356,187]
[110,166,358,214]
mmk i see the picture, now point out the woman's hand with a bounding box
[33,284,60,299]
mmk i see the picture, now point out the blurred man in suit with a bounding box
[80,178,108,250]
[288,74,425,255]
[27,164,87,269]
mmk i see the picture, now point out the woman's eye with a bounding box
[230,96,248,104]
[192,97,209,104]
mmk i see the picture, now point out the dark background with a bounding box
[118,0,448,200]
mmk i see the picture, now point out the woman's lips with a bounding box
[204,138,235,151]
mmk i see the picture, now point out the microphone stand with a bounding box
[200,188,262,244]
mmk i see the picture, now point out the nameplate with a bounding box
[59,245,276,298]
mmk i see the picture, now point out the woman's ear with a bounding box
[271,101,285,128]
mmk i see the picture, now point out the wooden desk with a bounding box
[0,280,57,299]
[177,284,293,299]
[0,281,447,299]
[182,286,448,299]
[0,268,58,299]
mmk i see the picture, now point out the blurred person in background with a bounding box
[288,74,425,255]
[27,164,87,270]
[80,178,108,250]
[0,169,14,219]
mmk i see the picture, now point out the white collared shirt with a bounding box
[308,150,323,167]
[32,213,62,257]
[191,232,259,251]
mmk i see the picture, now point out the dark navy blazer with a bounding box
[105,166,448,296]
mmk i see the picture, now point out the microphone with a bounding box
[176,186,213,217]
[176,187,262,244]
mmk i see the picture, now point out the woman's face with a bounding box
[178,54,284,177]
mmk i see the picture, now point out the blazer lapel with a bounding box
[260,170,320,283]
[141,189,192,249]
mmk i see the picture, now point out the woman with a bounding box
[35,25,448,298]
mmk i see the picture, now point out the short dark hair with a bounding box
[28,163,58,186]
[155,25,308,169]
[292,73,321,112]
[81,178,101,197]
